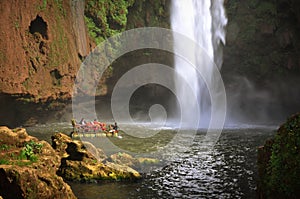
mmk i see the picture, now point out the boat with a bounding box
[70,119,121,139]
[70,131,120,138]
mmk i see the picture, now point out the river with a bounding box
[26,124,276,199]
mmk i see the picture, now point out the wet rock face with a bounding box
[52,133,141,182]
[224,0,300,78]
[0,127,76,199]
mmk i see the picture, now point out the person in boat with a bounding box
[100,122,107,131]
[92,119,102,131]
[108,122,118,136]
[112,122,118,133]
[72,119,85,132]
[79,118,86,125]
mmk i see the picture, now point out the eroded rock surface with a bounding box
[0,127,76,199]
[52,133,141,182]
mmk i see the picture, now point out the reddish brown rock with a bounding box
[0,0,90,101]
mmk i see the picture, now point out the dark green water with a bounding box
[27,124,276,199]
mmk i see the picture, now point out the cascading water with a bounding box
[171,0,227,128]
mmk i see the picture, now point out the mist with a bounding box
[225,75,300,126]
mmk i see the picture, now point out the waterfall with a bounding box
[171,0,227,128]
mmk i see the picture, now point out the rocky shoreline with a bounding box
[0,127,147,198]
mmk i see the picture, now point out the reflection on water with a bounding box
[27,124,275,198]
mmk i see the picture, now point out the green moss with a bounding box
[226,0,239,17]
[247,0,260,9]
[37,0,47,11]
[84,16,104,44]
[256,2,277,16]
[256,2,278,26]
[0,159,10,165]
[84,0,135,45]
[0,144,10,151]
[48,17,69,67]
[35,0,69,68]
[264,114,300,197]
[54,0,65,16]
[14,20,20,29]
[238,16,257,42]
[37,0,65,16]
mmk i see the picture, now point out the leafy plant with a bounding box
[0,159,10,165]
[20,140,43,162]
[0,144,10,151]
[84,0,135,45]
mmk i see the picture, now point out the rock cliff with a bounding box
[0,0,90,102]
[222,0,300,123]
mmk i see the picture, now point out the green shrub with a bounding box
[84,0,135,44]
[0,159,10,165]
[0,144,10,151]
[20,140,43,162]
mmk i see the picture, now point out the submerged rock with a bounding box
[109,152,141,169]
[257,113,300,198]
[0,127,76,199]
[109,153,160,171]
[52,133,141,182]
[137,157,160,165]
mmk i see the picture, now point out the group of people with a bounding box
[71,118,119,135]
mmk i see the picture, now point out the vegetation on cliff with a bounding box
[258,113,300,198]
[84,0,170,45]
[84,0,135,44]
[225,0,300,81]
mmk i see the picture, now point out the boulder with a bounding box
[0,166,76,199]
[0,127,37,147]
[59,159,140,182]
[52,133,141,182]
[0,127,76,199]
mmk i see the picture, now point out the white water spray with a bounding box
[171,0,227,128]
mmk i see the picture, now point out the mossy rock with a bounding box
[258,113,300,198]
